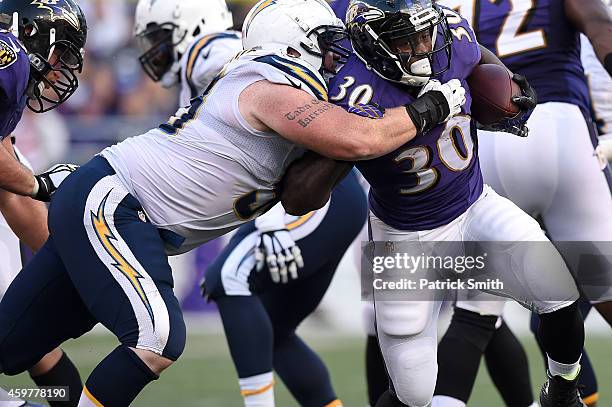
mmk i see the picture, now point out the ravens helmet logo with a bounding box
[30,0,81,31]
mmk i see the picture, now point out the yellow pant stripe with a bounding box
[83,386,105,407]
[240,380,275,397]
[583,392,599,406]
[286,211,315,230]
[324,399,343,407]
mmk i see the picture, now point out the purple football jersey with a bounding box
[0,31,29,140]
[330,0,349,20]
[461,0,591,115]
[329,8,484,231]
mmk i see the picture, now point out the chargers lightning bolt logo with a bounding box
[243,0,277,37]
[91,191,155,325]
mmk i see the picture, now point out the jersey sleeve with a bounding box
[180,32,242,106]
[443,8,482,73]
[0,34,29,109]
[251,54,329,102]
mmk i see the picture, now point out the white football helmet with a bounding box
[242,0,350,79]
[134,0,233,83]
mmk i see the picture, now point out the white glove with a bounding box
[419,79,466,121]
[254,203,304,283]
[33,163,79,202]
[596,135,612,169]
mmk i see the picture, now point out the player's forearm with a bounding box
[280,151,353,215]
[0,137,37,197]
[250,82,417,161]
[0,190,48,251]
[338,107,418,161]
[585,24,612,74]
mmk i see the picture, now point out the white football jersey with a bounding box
[102,49,329,255]
[581,34,612,135]
[178,30,242,106]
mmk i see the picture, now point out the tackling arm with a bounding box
[240,81,419,161]
[0,140,49,251]
[0,136,38,196]
[566,0,612,76]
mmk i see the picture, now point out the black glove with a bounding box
[511,73,537,111]
[477,74,536,138]
[33,164,78,202]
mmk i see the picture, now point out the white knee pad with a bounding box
[385,337,437,407]
[361,301,376,337]
[376,301,432,336]
[455,295,506,317]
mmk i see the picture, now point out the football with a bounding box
[468,64,522,125]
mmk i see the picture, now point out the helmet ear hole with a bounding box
[24,22,37,37]
[286,47,302,58]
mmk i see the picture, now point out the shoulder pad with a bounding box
[184,31,241,87]
[0,32,29,106]
[251,52,329,101]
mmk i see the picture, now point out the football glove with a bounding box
[511,73,537,111]
[254,203,304,283]
[406,79,466,135]
[477,74,537,138]
[32,163,79,202]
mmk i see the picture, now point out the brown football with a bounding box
[467,64,521,125]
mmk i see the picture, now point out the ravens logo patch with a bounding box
[0,39,19,69]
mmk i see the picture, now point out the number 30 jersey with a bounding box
[101,50,328,254]
[328,8,483,231]
[439,0,591,117]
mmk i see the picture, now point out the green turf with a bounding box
[1,332,610,406]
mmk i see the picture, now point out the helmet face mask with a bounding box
[27,38,83,113]
[347,0,452,87]
[302,24,350,81]
[0,0,87,112]
[134,0,234,85]
[136,22,183,82]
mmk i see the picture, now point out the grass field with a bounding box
[2,332,610,406]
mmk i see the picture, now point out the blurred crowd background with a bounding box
[14,0,259,172]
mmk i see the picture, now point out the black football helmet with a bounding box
[0,0,87,112]
[346,0,452,87]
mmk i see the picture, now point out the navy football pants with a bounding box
[0,157,186,375]
[205,171,367,406]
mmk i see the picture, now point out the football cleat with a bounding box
[540,370,586,407]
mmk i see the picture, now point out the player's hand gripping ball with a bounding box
[468,64,537,137]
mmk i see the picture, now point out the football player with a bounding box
[433,0,612,405]
[0,0,465,405]
[581,1,612,164]
[133,1,367,405]
[0,0,87,405]
[280,0,591,406]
